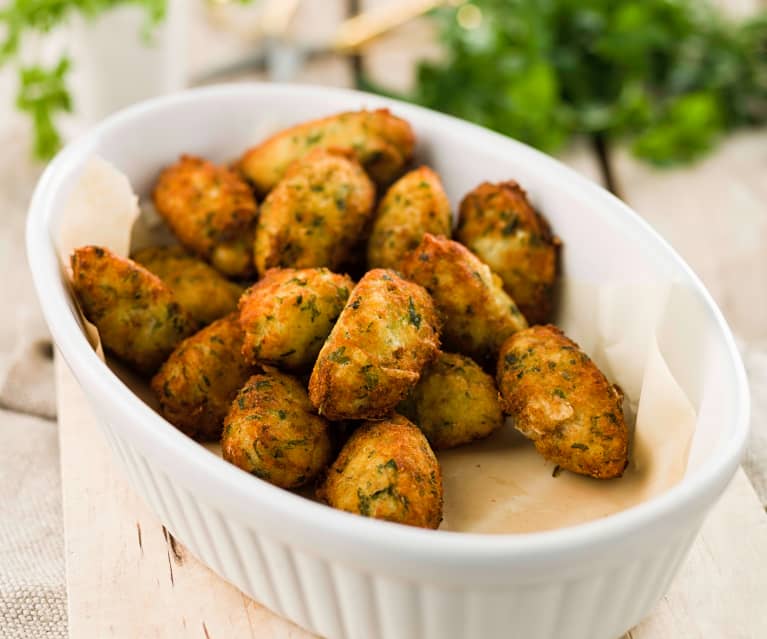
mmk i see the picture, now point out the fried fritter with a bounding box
[367,166,452,270]
[399,351,503,449]
[308,269,440,420]
[132,245,244,325]
[71,246,197,375]
[457,181,560,324]
[152,155,258,278]
[151,313,254,441]
[222,370,333,488]
[239,267,354,372]
[239,109,415,195]
[318,415,443,529]
[400,234,527,364]
[253,148,375,276]
[497,325,628,479]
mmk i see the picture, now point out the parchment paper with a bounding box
[57,156,698,534]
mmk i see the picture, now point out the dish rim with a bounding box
[27,82,750,565]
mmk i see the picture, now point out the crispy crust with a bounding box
[239,267,354,372]
[222,370,332,488]
[132,245,244,325]
[239,108,415,195]
[496,324,629,479]
[253,147,375,276]
[152,155,258,278]
[318,414,443,529]
[400,234,527,364]
[151,313,254,441]
[398,351,503,449]
[71,246,197,375]
[308,269,440,420]
[367,166,452,270]
[457,181,561,325]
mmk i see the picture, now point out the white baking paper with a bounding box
[57,155,699,534]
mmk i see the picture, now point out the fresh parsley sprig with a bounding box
[367,0,767,167]
[0,0,167,160]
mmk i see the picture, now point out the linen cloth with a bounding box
[0,111,66,638]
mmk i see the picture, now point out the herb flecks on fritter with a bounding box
[132,245,244,325]
[318,414,443,529]
[497,324,629,479]
[151,313,254,441]
[254,147,375,276]
[239,267,353,372]
[457,181,560,325]
[71,245,197,375]
[223,370,332,489]
[367,166,452,270]
[400,233,527,364]
[309,269,440,420]
[399,351,504,449]
[152,154,258,278]
[239,108,415,195]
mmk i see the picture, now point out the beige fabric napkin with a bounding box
[0,410,66,639]
[0,109,67,637]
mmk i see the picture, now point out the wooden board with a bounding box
[58,358,767,638]
[58,357,314,639]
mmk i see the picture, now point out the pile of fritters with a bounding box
[71,108,629,530]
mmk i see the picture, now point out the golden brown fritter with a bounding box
[308,269,440,420]
[496,325,628,479]
[398,351,503,449]
[239,109,415,195]
[152,155,258,278]
[457,181,561,324]
[367,166,452,270]
[318,415,443,529]
[71,246,197,375]
[400,234,527,364]
[239,268,354,372]
[253,148,375,276]
[132,245,244,325]
[222,370,332,488]
[151,313,254,441]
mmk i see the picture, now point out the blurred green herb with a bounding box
[16,57,72,159]
[364,0,767,167]
[0,0,168,160]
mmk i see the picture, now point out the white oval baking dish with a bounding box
[27,84,750,639]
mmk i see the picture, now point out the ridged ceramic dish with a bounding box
[27,84,750,639]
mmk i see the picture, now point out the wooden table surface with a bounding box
[60,1,767,637]
[58,359,767,639]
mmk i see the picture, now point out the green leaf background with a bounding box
[2,0,766,165]
[398,0,767,166]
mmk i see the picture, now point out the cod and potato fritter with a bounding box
[239,267,354,372]
[71,246,197,374]
[150,313,254,441]
[69,106,641,535]
[318,415,443,529]
[254,147,375,276]
[367,166,452,270]
[457,181,560,325]
[239,108,415,195]
[497,325,629,479]
[132,245,243,325]
[153,155,258,278]
[400,233,527,364]
[222,370,333,489]
[309,269,440,420]
[399,351,504,450]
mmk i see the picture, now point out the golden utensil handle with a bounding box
[332,0,448,52]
